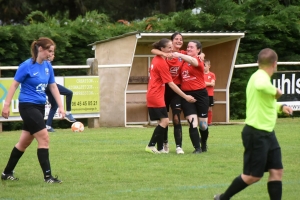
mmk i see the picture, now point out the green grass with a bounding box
[0,118,299,200]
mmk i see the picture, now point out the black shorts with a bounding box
[19,103,46,135]
[165,84,182,112]
[242,125,283,177]
[181,88,209,118]
[208,96,214,107]
[148,107,168,121]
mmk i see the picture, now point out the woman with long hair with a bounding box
[145,38,196,154]
[1,37,65,183]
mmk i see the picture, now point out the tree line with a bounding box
[0,0,196,24]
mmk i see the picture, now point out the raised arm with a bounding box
[172,52,199,67]
[151,49,173,59]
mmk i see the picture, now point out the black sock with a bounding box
[163,126,168,143]
[199,128,209,146]
[4,147,24,174]
[268,181,282,200]
[37,148,52,179]
[148,125,165,150]
[189,127,200,149]
[222,175,248,199]
[174,124,182,147]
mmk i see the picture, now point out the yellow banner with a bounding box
[0,76,100,119]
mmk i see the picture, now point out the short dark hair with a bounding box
[152,38,170,50]
[257,48,278,66]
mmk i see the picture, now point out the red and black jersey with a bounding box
[166,50,186,85]
[147,56,173,107]
[180,56,206,91]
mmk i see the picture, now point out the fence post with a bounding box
[87,58,100,128]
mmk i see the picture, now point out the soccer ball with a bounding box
[71,122,84,132]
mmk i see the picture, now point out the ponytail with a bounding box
[30,41,39,63]
[30,37,55,64]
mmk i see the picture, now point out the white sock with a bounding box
[46,125,51,129]
[66,111,71,115]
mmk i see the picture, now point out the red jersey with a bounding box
[166,50,186,85]
[180,56,206,91]
[204,71,216,96]
[147,56,173,107]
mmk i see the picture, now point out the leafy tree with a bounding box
[196,0,300,118]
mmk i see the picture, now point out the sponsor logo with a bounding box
[182,70,190,79]
[170,66,180,76]
[36,83,47,93]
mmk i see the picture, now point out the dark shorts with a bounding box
[242,125,283,177]
[165,84,182,112]
[19,103,46,135]
[181,88,209,118]
[208,96,214,107]
[148,107,168,121]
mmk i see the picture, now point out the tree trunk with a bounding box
[160,0,176,15]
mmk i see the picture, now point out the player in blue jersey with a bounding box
[1,37,65,183]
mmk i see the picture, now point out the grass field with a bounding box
[0,118,299,200]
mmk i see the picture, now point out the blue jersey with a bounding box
[14,58,55,104]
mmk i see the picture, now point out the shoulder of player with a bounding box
[179,50,187,54]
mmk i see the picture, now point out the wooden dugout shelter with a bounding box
[89,31,245,127]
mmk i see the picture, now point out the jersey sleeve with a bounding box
[14,62,29,83]
[254,73,277,95]
[159,62,173,83]
[197,57,205,69]
[179,50,187,55]
[211,72,216,82]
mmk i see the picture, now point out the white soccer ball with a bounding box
[71,122,84,132]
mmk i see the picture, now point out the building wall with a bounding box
[95,34,137,126]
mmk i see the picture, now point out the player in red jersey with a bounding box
[145,38,196,154]
[204,59,216,126]
[151,32,186,154]
[172,40,209,153]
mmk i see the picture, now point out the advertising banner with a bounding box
[272,71,300,111]
[0,76,100,121]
